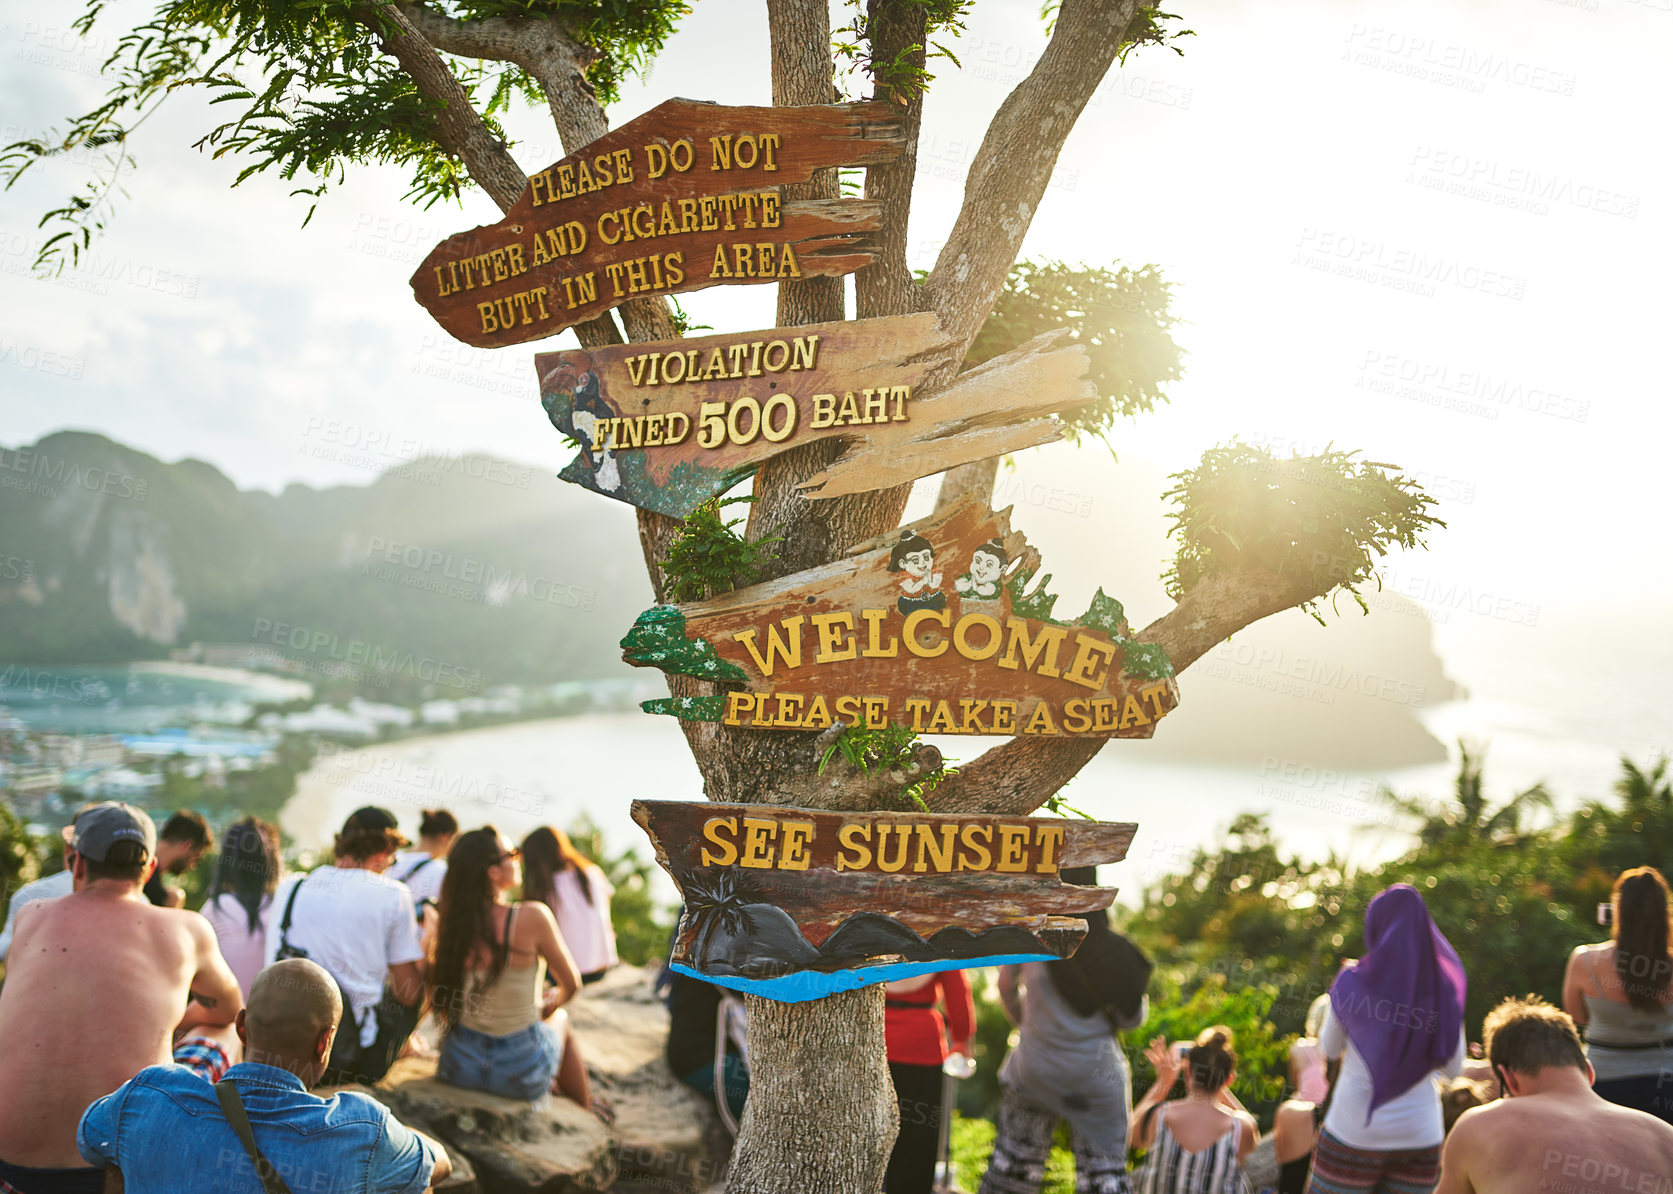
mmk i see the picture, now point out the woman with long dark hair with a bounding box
[1562,866,1673,1122]
[520,827,617,983]
[430,826,600,1113]
[1310,884,1467,1194]
[200,816,281,999]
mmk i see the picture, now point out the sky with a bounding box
[3,0,1671,786]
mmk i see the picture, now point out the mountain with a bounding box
[0,431,653,692]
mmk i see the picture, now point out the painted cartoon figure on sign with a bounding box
[540,353,622,493]
[955,537,1008,603]
[889,530,945,614]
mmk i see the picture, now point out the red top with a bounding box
[884,969,976,1066]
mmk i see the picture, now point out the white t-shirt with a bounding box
[389,850,447,910]
[202,891,274,1001]
[546,866,617,975]
[265,866,425,1046]
[0,868,74,960]
[1320,1004,1465,1150]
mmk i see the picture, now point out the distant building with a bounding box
[7,765,63,799]
[85,767,164,800]
[420,700,461,726]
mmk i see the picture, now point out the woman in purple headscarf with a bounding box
[1306,884,1467,1194]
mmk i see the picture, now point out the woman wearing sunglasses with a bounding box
[428,827,606,1117]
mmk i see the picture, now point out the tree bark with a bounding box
[365,3,528,212]
[724,7,900,1188]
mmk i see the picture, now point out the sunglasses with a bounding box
[497,848,522,863]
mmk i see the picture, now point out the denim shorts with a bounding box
[437,1020,562,1101]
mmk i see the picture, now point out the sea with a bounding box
[5,618,1664,910]
[0,663,311,734]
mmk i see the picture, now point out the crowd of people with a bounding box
[2,798,1673,1194]
[0,801,619,1193]
[938,871,1673,1194]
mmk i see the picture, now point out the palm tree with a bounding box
[1376,741,1555,850]
[1613,756,1671,820]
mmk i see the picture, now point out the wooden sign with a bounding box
[411,100,905,348]
[535,316,1095,518]
[633,799,1135,1001]
[621,497,1180,736]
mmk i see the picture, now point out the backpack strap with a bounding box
[275,871,309,955]
[398,856,433,884]
[216,1081,294,1194]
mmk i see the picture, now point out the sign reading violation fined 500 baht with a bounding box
[411,99,904,349]
[622,497,1181,737]
[534,315,1099,518]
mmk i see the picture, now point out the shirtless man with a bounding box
[1436,995,1673,1194]
[0,803,243,1194]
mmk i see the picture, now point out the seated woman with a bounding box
[1130,1028,1257,1193]
[1288,993,1332,1104]
[1272,1057,1336,1194]
[428,826,602,1116]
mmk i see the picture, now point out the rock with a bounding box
[351,965,730,1193]
[375,1058,616,1194]
[569,966,732,1191]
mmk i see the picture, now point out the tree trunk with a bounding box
[722,3,898,1191]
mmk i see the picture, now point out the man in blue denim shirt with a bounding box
[78,959,452,1194]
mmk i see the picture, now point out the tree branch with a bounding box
[853,0,928,321]
[924,566,1321,815]
[364,2,529,212]
[923,0,1143,350]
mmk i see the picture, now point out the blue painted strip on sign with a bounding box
[670,953,1056,1003]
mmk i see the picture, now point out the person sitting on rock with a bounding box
[428,827,606,1118]
[0,802,244,1194]
[79,958,451,1194]
[263,806,427,1086]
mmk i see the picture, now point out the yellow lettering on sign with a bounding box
[1024,702,1059,735]
[812,613,858,664]
[1064,635,1119,690]
[999,621,1068,678]
[739,818,777,868]
[700,817,739,867]
[903,609,949,658]
[836,824,873,871]
[875,824,910,873]
[958,824,993,871]
[779,821,815,871]
[1034,825,1065,874]
[996,824,1031,873]
[732,617,805,676]
[913,824,957,873]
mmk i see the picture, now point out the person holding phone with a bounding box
[1561,866,1673,1123]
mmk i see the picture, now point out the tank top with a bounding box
[460,905,546,1037]
[1137,1107,1250,1194]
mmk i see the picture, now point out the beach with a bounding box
[276,697,1632,909]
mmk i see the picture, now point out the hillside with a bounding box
[0,431,652,690]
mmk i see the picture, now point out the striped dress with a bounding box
[1137,1107,1251,1194]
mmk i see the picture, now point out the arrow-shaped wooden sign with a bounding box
[634,799,1135,1001]
[411,99,905,348]
[536,316,1095,518]
[621,497,1180,735]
